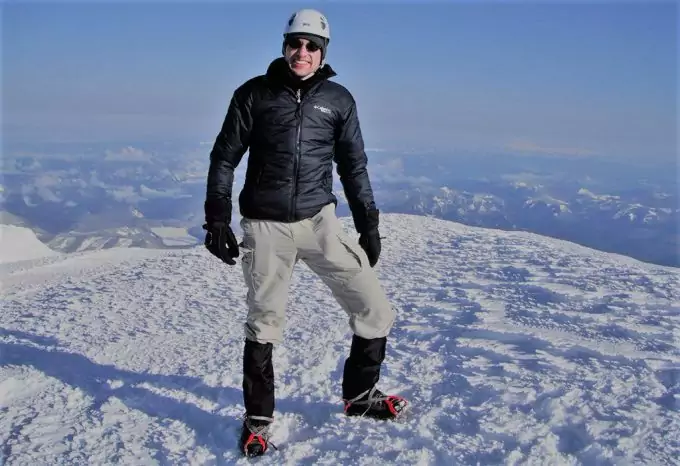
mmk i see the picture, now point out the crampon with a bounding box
[343,386,408,420]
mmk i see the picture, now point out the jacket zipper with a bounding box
[290,88,302,222]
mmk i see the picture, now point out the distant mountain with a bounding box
[1,143,677,267]
[46,226,169,253]
[350,152,678,267]
[366,184,678,267]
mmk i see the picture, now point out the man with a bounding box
[203,8,407,457]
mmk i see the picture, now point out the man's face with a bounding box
[284,36,322,78]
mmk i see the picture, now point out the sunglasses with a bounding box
[285,37,322,53]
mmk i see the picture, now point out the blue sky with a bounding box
[3,1,677,162]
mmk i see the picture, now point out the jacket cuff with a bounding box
[353,208,379,235]
[204,198,232,225]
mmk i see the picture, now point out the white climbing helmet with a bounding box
[284,9,330,41]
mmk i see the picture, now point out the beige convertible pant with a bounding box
[239,203,396,345]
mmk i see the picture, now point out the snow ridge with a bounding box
[0,225,60,264]
[1,214,679,465]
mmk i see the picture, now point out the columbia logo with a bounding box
[314,105,331,114]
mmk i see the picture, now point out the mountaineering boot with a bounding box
[241,339,276,456]
[239,416,276,457]
[341,334,408,419]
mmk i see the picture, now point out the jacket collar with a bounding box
[265,57,337,93]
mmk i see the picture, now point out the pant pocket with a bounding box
[241,247,255,293]
[336,233,364,270]
[239,234,257,292]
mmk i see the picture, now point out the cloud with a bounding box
[506,139,600,157]
[110,186,143,203]
[369,157,433,186]
[139,185,192,199]
[104,146,152,162]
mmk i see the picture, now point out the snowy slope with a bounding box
[0,224,60,264]
[1,214,679,465]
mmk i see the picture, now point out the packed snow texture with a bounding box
[0,225,59,264]
[1,214,679,465]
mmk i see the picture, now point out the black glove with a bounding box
[203,222,239,265]
[359,230,381,267]
[203,198,239,264]
[354,208,381,267]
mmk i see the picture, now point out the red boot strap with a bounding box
[386,396,406,416]
[343,401,352,413]
[244,433,267,453]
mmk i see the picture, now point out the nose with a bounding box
[295,45,310,58]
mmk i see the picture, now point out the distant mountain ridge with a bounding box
[1,145,676,266]
[362,182,678,267]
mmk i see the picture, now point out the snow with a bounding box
[150,227,200,247]
[525,196,571,215]
[577,188,620,202]
[1,213,679,465]
[0,225,60,264]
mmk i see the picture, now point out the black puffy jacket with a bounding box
[205,57,378,234]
